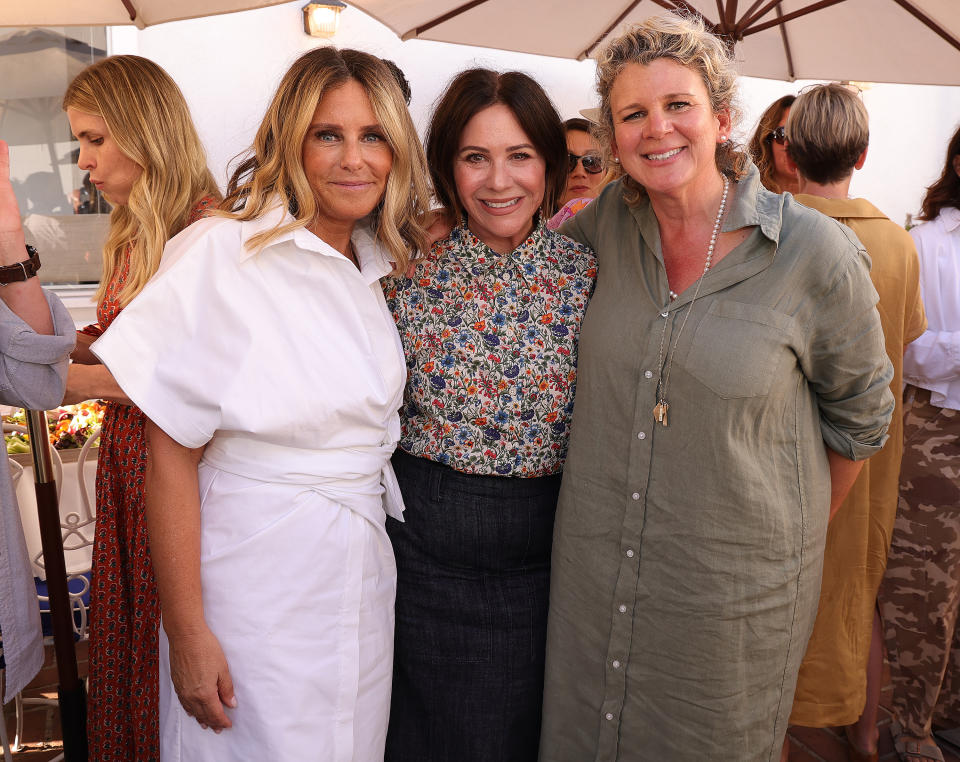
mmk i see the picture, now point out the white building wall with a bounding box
[109,1,960,228]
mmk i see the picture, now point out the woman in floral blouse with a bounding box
[383,69,595,762]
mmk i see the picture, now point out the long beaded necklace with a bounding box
[652,175,729,426]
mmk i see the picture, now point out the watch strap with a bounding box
[0,245,41,285]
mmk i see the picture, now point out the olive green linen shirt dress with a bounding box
[540,164,895,762]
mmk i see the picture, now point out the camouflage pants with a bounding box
[878,386,960,738]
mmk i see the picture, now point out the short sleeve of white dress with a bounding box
[91,217,243,449]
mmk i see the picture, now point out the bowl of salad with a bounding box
[4,401,106,454]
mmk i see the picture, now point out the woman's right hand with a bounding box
[0,139,55,334]
[0,139,27,263]
[167,624,237,732]
[70,332,102,365]
[425,208,454,246]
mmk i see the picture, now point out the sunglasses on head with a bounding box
[766,126,787,145]
[568,152,604,174]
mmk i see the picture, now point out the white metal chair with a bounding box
[2,424,97,759]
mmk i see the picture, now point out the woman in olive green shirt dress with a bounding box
[539,16,894,762]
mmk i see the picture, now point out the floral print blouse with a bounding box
[384,220,596,477]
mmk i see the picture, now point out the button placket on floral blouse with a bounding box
[385,222,595,477]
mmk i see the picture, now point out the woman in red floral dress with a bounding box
[58,56,220,761]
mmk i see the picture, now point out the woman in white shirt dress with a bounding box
[92,47,431,761]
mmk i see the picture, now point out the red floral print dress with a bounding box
[83,197,214,762]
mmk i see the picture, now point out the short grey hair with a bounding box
[786,83,869,184]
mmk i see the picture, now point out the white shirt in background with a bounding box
[905,206,960,410]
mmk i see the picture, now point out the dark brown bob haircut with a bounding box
[564,117,592,135]
[748,94,795,193]
[426,69,567,222]
[919,122,960,222]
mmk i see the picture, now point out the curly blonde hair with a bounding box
[220,47,430,273]
[63,55,220,309]
[593,13,749,206]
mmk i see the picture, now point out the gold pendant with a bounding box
[653,401,669,426]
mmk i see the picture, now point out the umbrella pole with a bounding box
[26,409,88,762]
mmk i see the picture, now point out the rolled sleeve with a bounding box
[804,250,894,461]
[91,268,223,449]
[91,219,244,450]
[0,291,74,410]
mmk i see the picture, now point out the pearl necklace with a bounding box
[653,175,730,426]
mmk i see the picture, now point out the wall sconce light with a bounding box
[303,1,346,37]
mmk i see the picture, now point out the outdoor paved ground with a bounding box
[3,641,86,761]
[5,643,960,761]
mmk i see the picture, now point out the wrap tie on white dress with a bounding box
[202,435,405,527]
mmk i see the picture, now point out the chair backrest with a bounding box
[8,457,23,489]
[59,426,99,639]
[5,421,96,640]
[4,422,62,501]
[74,426,99,529]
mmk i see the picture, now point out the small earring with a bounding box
[613,157,620,163]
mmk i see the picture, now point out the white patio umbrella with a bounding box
[347,0,960,86]
[0,0,293,29]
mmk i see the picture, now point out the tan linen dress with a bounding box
[541,165,895,762]
[790,196,926,726]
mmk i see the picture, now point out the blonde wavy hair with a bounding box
[220,47,430,273]
[593,13,749,206]
[63,55,220,309]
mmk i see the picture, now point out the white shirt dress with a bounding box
[92,204,406,761]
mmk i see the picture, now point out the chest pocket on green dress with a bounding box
[682,300,797,399]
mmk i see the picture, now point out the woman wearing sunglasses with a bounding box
[561,118,606,204]
[549,118,611,229]
[748,95,799,194]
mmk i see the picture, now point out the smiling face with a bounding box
[609,58,729,202]
[453,103,547,254]
[67,107,142,206]
[561,129,604,206]
[301,78,393,243]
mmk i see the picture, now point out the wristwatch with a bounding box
[0,245,41,285]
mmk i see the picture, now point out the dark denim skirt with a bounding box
[385,449,561,762]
